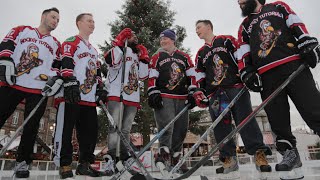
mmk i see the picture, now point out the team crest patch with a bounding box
[123,63,139,95]
[258,20,281,58]
[17,43,43,76]
[166,62,185,90]
[211,54,228,85]
[80,59,97,94]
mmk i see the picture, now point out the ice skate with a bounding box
[100,154,116,176]
[171,152,189,174]
[13,161,30,178]
[155,146,171,177]
[75,162,101,177]
[254,149,272,179]
[216,156,240,180]
[59,165,74,179]
[276,148,304,180]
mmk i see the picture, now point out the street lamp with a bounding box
[49,123,56,160]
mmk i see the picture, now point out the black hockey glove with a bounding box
[41,76,63,96]
[148,87,163,109]
[240,66,262,92]
[63,76,81,104]
[297,36,320,68]
[0,58,16,85]
[95,83,108,105]
[186,88,196,109]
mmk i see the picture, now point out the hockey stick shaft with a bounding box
[0,95,47,157]
[113,104,190,179]
[170,87,247,174]
[100,101,154,180]
[117,39,128,159]
[173,64,306,180]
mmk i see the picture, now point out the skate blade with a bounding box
[279,167,304,180]
[218,171,240,180]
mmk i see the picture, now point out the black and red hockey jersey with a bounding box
[0,26,61,94]
[56,35,101,107]
[195,35,242,97]
[148,49,197,99]
[237,1,309,74]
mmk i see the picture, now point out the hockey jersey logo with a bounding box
[123,63,139,95]
[80,59,97,94]
[258,20,281,58]
[16,43,43,76]
[166,62,185,90]
[211,54,228,85]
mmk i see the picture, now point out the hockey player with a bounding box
[148,29,205,174]
[0,7,61,178]
[237,0,320,179]
[195,19,272,179]
[53,13,108,179]
[102,28,149,175]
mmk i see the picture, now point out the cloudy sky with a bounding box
[1,0,319,129]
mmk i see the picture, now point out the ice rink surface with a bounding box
[1,161,320,180]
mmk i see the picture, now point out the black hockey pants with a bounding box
[260,60,320,148]
[0,86,48,164]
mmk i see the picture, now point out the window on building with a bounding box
[12,111,19,125]
[39,118,45,130]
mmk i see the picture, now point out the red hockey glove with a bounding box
[136,44,150,63]
[297,36,320,68]
[188,88,208,108]
[112,28,133,47]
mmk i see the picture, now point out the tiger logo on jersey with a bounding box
[258,20,282,58]
[211,54,228,85]
[123,63,139,95]
[80,60,97,94]
[166,62,185,90]
[17,43,43,76]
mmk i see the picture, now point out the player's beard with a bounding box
[44,20,56,32]
[241,0,257,17]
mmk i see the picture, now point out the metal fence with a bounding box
[1,148,320,172]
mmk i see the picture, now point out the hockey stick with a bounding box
[112,104,191,179]
[167,64,307,180]
[116,39,128,160]
[169,87,247,175]
[130,64,307,180]
[0,95,47,157]
[99,101,155,180]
